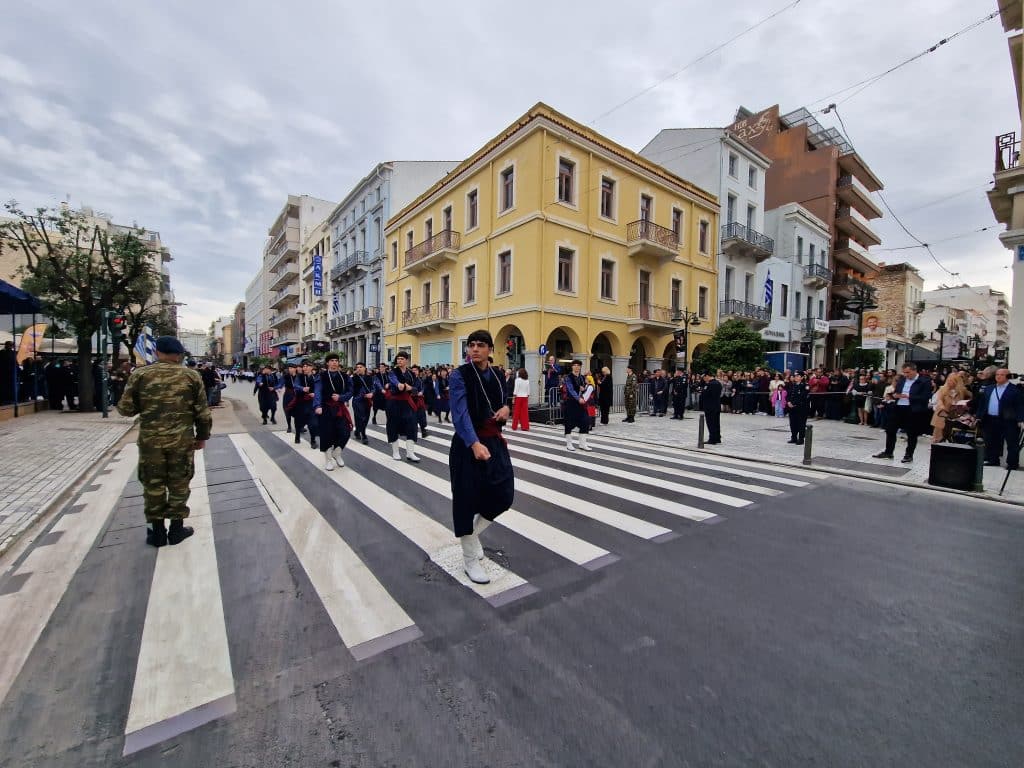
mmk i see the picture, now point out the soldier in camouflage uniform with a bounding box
[623,366,638,423]
[117,336,212,547]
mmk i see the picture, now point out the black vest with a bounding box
[352,374,373,397]
[458,363,505,428]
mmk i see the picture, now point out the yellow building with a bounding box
[383,103,719,385]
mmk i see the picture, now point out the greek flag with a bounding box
[332,291,339,314]
[134,325,157,364]
[764,270,773,308]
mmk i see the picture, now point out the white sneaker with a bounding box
[579,434,593,452]
[323,452,334,471]
[461,537,490,583]
[405,442,421,463]
[333,448,345,468]
[565,436,576,451]
[391,442,402,460]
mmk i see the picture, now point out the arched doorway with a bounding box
[662,341,678,372]
[691,343,708,373]
[590,333,614,374]
[629,338,651,373]
[495,323,526,371]
[545,326,581,363]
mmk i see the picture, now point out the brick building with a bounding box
[865,262,925,368]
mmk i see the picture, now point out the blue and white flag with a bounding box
[332,291,339,315]
[763,270,773,308]
[134,325,157,364]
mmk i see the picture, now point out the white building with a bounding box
[244,269,266,361]
[757,203,832,368]
[177,329,208,358]
[640,128,774,329]
[921,284,1010,361]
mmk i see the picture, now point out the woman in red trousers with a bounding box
[511,367,531,430]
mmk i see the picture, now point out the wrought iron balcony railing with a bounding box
[996,131,1021,172]
[405,230,461,267]
[803,263,832,282]
[721,222,774,254]
[627,302,674,323]
[401,300,457,327]
[626,219,680,249]
[720,299,770,323]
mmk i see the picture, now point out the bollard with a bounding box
[802,424,813,466]
[975,431,986,494]
[698,413,705,449]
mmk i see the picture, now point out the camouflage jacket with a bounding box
[117,361,212,449]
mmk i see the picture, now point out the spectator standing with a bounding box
[511,367,531,431]
[873,363,931,463]
[598,366,613,425]
[977,368,1024,470]
[701,372,722,444]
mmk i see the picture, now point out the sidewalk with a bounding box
[0,409,136,556]
[547,409,1024,504]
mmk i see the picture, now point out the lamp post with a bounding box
[840,281,878,424]
[671,307,700,418]
[935,319,948,369]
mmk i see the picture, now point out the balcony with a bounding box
[832,272,873,299]
[719,299,770,327]
[267,236,299,271]
[802,263,833,289]
[267,262,299,291]
[405,230,461,273]
[331,250,377,285]
[626,220,680,261]
[269,285,299,310]
[911,300,925,314]
[832,237,878,274]
[829,316,858,334]
[720,222,774,261]
[835,205,881,248]
[836,175,883,219]
[401,301,457,334]
[268,309,300,330]
[626,302,676,333]
[989,132,1024,224]
[354,305,381,326]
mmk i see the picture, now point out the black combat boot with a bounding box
[146,519,167,548]
[168,518,194,545]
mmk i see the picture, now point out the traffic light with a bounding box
[107,312,127,344]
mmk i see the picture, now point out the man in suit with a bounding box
[701,372,723,445]
[873,362,931,463]
[977,368,1024,470]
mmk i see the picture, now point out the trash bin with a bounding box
[928,442,977,490]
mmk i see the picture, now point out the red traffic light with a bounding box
[111,316,126,328]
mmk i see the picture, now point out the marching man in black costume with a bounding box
[447,329,515,585]
[313,353,353,470]
[386,352,421,463]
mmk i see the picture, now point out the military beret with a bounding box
[155,336,186,354]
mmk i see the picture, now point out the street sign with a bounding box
[312,254,323,296]
[539,344,547,356]
[369,343,379,352]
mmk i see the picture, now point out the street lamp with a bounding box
[840,282,878,424]
[671,308,700,418]
[935,319,948,368]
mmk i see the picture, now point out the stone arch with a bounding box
[662,340,679,372]
[590,332,615,373]
[495,323,526,371]
[628,336,654,373]
[691,343,709,373]
[545,325,582,363]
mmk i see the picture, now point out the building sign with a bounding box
[761,328,787,340]
[258,330,274,355]
[813,319,829,334]
[860,312,887,350]
[312,253,323,296]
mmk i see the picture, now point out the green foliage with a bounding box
[842,339,884,370]
[693,318,768,373]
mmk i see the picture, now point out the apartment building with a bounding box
[243,270,265,366]
[299,215,331,352]
[325,161,460,367]
[865,262,925,369]
[728,106,885,367]
[382,103,719,383]
[923,284,1010,360]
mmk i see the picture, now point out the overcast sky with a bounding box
[0,0,1015,330]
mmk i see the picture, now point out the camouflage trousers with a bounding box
[137,446,195,522]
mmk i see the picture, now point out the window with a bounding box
[809,243,816,265]
[671,279,681,313]
[671,208,682,238]
[403,289,411,316]
[497,250,512,295]
[374,218,382,251]
[744,274,754,303]
[465,264,476,304]
[422,281,431,310]
[600,176,615,218]
[818,299,825,320]
[441,274,450,305]
[557,158,575,203]
[698,286,709,319]
[724,267,734,301]
[557,247,575,292]
[600,259,615,300]
[359,227,366,251]
[406,230,414,252]
[806,295,813,320]
[746,204,755,231]
[467,189,479,229]
[388,295,396,323]
[795,291,802,319]
[698,220,709,253]
[728,153,738,177]
[375,186,381,202]
[424,218,433,243]
[391,241,398,269]
[748,165,757,189]
[796,236,804,263]
[780,284,789,317]
[443,206,452,232]
[726,195,737,224]
[500,167,514,211]
[640,194,653,221]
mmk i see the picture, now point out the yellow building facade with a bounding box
[383,103,719,386]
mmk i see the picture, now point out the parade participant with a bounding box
[253,365,279,425]
[622,365,637,423]
[701,371,723,444]
[313,353,353,471]
[543,355,561,404]
[436,367,451,423]
[291,360,318,448]
[785,371,809,445]
[448,329,514,585]
[411,364,430,438]
[386,352,421,462]
[372,362,389,425]
[349,362,374,444]
[670,369,688,419]
[873,363,931,463]
[562,360,594,452]
[116,336,211,547]
[279,362,298,433]
[511,367,531,430]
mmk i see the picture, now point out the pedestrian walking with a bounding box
[511,367,531,430]
[562,360,593,451]
[279,363,298,433]
[314,353,352,471]
[785,371,809,444]
[701,372,722,444]
[436,368,451,423]
[447,329,514,585]
[116,336,212,547]
[873,363,931,463]
[386,352,421,462]
[622,366,637,423]
[291,361,318,448]
[372,362,389,425]
[350,362,374,444]
[254,366,279,424]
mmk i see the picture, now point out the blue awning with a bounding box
[0,279,42,314]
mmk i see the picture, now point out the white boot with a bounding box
[391,441,402,460]
[565,435,576,451]
[323,451,334,471]
[579,434,593,452]
[461,536,490,584]
[333,447,345,468]
[469,514,492,560]
[405,441,421,463]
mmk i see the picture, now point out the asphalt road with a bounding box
[0,397,1021,768]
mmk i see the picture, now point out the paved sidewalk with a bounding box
[537,408,1024,504]
[0,409,136,556]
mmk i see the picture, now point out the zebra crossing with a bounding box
[0,422,814,758]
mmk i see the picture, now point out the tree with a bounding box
[1,202,160,410]
[841,339,884,370]
[693,318,767,373]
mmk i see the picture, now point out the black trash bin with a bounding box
[928,442,977,490]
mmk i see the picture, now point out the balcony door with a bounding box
[639,270,651,318]
[423,282,431,311]
[640,194,652,222]
[441,274,450,307]
[425,218,433,243]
